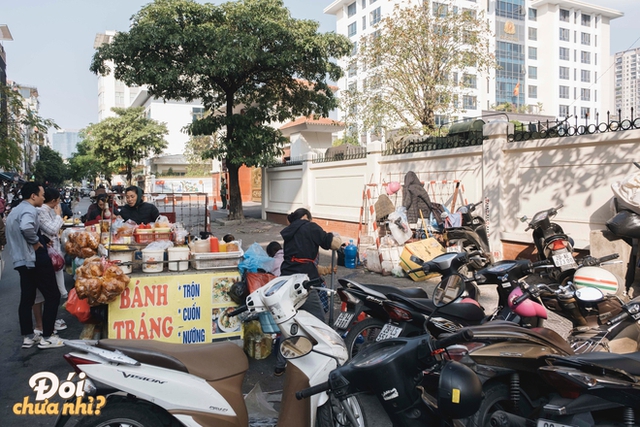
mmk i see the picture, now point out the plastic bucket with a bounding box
[168,247,190,271]
[110,251,134,274]
[142,249,165,273]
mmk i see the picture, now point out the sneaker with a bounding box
[22,335,39,349]
[55,319,67,331]
[38,335,64,349]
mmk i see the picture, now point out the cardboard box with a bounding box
[400,238,445,281]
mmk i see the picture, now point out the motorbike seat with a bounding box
[562,352,640,376]
[466,321,574,355]
[388,294,486,322]
[338,279,428,299]
[97,339,248,381]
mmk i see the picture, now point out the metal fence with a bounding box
[144,192,209,236]
[382,132,484,155]
[312,145,367,163]
[267,156,305,168]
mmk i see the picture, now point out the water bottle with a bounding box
[344,240,357,269]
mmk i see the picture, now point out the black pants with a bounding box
[221,194,227,209]
[17,247,60,337]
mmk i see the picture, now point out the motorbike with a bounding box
[442,201,493,269]
[54,274,366,427]
[295,274,484,427]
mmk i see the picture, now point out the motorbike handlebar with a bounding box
[296,381,331,400]
[303,277,324,290]
[433,328,474,349]
[511,292,530,306]
[606,310,629,326]
[597,253,620,263]
[227,305,248,317]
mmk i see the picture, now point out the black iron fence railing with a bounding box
[509,110,640,142]
[266,156,305,168]
[312,146,367,163]
[382,132,484,156]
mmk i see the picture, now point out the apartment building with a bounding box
[51,129,80,160]
[324,0,621,137]
[614,47,640,115]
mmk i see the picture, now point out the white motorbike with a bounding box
[54,274,367,427]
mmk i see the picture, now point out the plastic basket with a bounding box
[191,250,244,270]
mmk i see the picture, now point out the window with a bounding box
[528,46,537,60]
[559,47,570,61]
[348,22,357,37]
[581,14,591,27]
[362,16,366,30]
[560,9,570,22]
[361,0,366,8]
[347,2,356,18]
[528,66,537,79]
[351,41,358,56]
[348,62,357,77]
[581,69,590,83]
[433,2,448,17]
[581,51,591,64]
[559,85,569,99]
[192,107,204,122]
[463,95,477,109]
[528,8,537,21]
[559,28,570,41]
[559,66,570,80]
[581,32,591,46]
[528,27,537,41]
[370,7,381,25]
[115,91,125,107]
[581,107,590,119]
[452,72,459,85]
[370,0,377,3]
[528,85,537,98]
[559,105,570,117]
[463,74,477,88]
[581,88,590,101]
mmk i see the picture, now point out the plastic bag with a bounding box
[238,242,274,275]
[228,280,248,305]
[388,208,413,245]
[145,240,174,250]
[155,215,171,228]
[48,246,65,271]
[606,210,640,239]
[66,288,92,323]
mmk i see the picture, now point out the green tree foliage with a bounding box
[184,135,214,176]
[90,0,351,219]
[81,107,168,185]
[32,146,67,186]
[0,84,58,172]
[343,1,495,136]
[68,138,110,184]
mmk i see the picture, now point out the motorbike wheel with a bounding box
[344,317,387,359]
[317,395,367,427]
[74,401,177,427]
[465,382,532,427]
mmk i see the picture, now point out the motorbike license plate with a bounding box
[333,312,354,330]
[376,324,403,341]
[447,245,463,253]
[552,252,578,270]
[536,419,577,427]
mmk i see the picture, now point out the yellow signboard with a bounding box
[108,271,241,344]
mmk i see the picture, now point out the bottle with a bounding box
[344,239,357,269]
[209,236,219,252]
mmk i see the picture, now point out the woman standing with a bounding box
[38,188,67,299]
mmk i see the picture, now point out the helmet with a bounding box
[573,266,619,296]
[437,361,482,419]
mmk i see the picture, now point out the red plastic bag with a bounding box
[66,288,92,323]
[246,272,276,294]
[48,246,65,272]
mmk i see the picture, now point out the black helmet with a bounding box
[437,361,483,419]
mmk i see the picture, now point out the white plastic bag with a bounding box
[612,171,640,215]
[388,208,413,245]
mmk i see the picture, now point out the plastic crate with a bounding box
[191,250,244,270]
[134,230,154,244]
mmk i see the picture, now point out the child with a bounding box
[266,241,284,276]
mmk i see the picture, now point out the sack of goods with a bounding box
[75,256,131,306]
[65,231,100,258]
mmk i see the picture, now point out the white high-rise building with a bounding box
[324,0,622,135]
[614,47,640,116]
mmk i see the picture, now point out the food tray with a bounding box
[191,250,244,270]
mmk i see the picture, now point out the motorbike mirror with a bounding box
[519,215,528,223]
[575,286,604,303]
[432,274,466,307]
[280,336,314,360]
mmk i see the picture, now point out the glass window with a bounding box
[581,107,590,118]
[528,46,537,60]
[351,41,358,56]
[433,2,448,17]
[347,2,357,18]
[528,85,537,98]
[581,51,591,64]
[581,69,590,83]
[581,88,590,101]
[370,7,381,25]
[529,27,537,41]
[528,8,537,21]
[115,91,125,107]
[559,85,569,99]
[559,28,570,42]
[192,107,204,122]
[559,105,570,117]
[452,72,459,85]
[560,9,570,22]
[559,47,570,61]
[348,62,357,77]
[348,22,357,37]
[581,32,591,45]
[463,74,477,88]
[559,66,570,80]
[362,16,366,30]
[370,0,377,3]
[362,0,366,8]
[463,95,477,110]
[581,14,591,27]
[528,66,537,79]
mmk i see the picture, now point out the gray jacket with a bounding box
[6,200,40,268]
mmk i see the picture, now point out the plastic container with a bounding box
[142,248,165,273]
[109,250,134,274]
[189,238,210,253]
[191,249,244,270]
[135,229,154,244]
[219,242,227,252]
[344,240,358,269]
[209,236,219,252]
[167,247,190,271]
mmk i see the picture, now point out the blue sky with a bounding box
[1,0,637,131]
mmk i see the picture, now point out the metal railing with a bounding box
[145,192,209,236]
[312,146,367,163]
[382,132,484,155]
[266,156,305,168]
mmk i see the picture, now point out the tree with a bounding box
[68,138,111,184]
[81,107,168,185]
[0,84,58,172]
[184,135,214,176]
[90,0,351,220]
[343,1,494,137]
[32,146,67,186]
